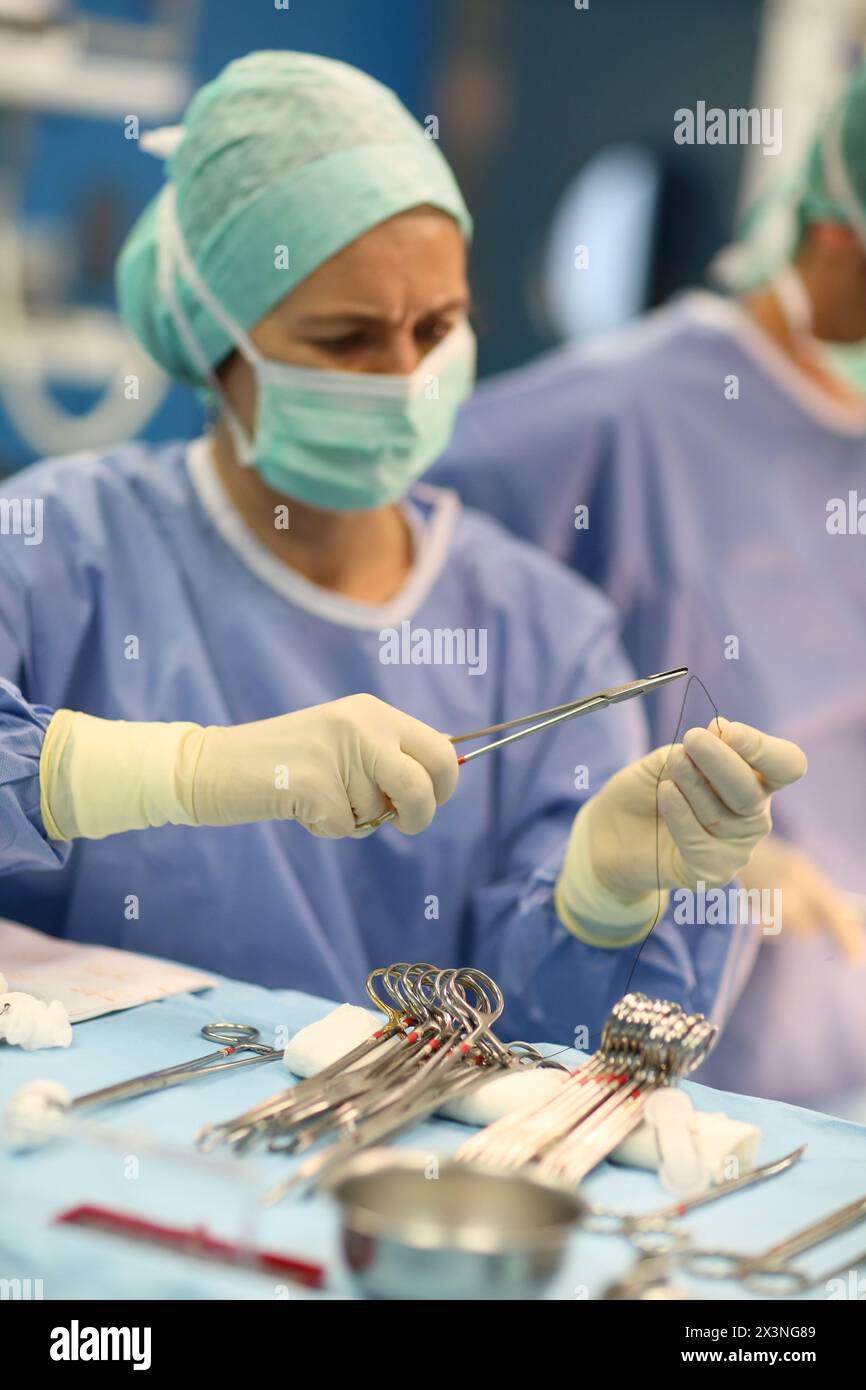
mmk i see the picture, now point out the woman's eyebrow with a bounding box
[295,296,471,329]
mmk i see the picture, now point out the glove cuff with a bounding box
[39,710,204,841]
[554,799,667,947]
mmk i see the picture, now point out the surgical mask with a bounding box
[157,187,476,509]
[770,265,866,401]
[819,338,866,397]
[233,321,475,509]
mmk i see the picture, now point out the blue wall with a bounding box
[442,0,764,377]
[0,0,442,470]
[1,0,763,468]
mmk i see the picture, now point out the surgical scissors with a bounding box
[355,666,689,830]
[682,1192,866,1295]
[68,1023,283,1112]
[586,1145,807,1253]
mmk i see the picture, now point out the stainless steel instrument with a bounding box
[355,667,688,830]
[457,993,716,1183]
[68,1022,282,1112]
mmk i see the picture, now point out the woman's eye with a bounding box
[318,333,366,353]
[417,320,451,344]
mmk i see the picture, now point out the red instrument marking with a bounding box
[55,1205,325,1288]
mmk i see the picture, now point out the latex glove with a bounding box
[555,717,807,944]
[738,835,866,963]
[40,694,459,841]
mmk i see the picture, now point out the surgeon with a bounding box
[434,65,866,1101]
[0,52,804,1045]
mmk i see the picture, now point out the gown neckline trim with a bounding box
[685,291,866,438]
[185,435,460,630]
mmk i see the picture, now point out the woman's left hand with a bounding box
[589,718,808,902]
[556,718,807,940]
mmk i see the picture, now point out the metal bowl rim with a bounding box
[330,1149,584,1254]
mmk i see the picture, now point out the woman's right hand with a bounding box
[40,694,459,842]
[187,693,460,837]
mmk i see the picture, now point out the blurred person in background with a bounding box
[434,64,866,1111]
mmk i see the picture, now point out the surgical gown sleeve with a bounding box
[0,546,68,873]
[466,596,758,1048]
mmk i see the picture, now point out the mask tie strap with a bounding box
[821,110,866,251]
[772,112,866,345]
[769,263,814,339]
[156,186,259,465]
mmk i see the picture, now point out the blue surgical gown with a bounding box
[434,290,866,1103]
[0,435,754,1044]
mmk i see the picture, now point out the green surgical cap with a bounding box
[798,63,866,233]
[714,61,866,291]
[116,50,473,383]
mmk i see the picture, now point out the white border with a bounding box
[184,436,460,630]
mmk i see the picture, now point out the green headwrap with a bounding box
[116,50,472,383]
[714,61,866,290]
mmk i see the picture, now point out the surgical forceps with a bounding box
[261,969,510,1202]
[68,1023,282,1112]
[198,963,564,1160]
[586,1145,807,1254]
[458,993,716,1182]
[682,1192,866,1295]
[259,966,563,1204]
[197,964,430,1153]
[355,666,689,830]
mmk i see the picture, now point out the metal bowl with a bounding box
[329,1149,584,1300]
